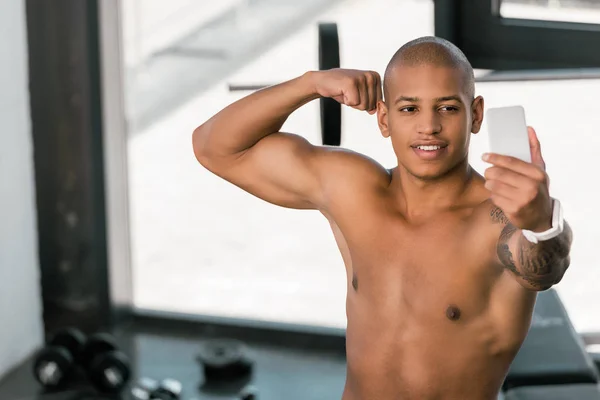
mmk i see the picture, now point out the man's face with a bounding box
[377,64,484,181]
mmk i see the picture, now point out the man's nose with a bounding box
[416,111,442,135]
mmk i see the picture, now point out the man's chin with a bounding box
[411,171,446,181]
[399,154,469,182]
[404,165,454,182]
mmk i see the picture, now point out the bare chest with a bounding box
[333,210,501,323]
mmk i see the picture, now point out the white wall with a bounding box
[0,0,44,379]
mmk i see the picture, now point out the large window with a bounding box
[122,0,355,328]
[120,0,599,333]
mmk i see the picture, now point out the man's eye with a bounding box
[440,106,458,112]
[400,106,417,112]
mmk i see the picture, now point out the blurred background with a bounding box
[124,0,600,330]
[1,0,599,398]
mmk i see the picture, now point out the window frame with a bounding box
[435,0,600,70]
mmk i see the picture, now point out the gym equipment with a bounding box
[150,378,183,400]
[33,327,86,390]
[228,22,342,147]
[197,339,254,382]
[318,23,342,147]
[503,289,599,390]
[504,384,600,400]
[131,377,160,400]
[81,333,131,394]
[239,384,259,400]
[590,351,600,373]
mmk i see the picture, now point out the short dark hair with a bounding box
[383,36,475,101]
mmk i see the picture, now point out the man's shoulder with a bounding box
[313,147,392,217]
[316,146,392,188]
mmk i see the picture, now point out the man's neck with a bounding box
[389,158,475,220]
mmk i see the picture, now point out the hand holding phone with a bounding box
[483,107,553,233]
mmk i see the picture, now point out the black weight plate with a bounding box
[33,346,73,389]
[197,339,254,382]
[89,350,131,393]
[48,327,86,360]
[318,22,341,146]
[81,333,117,370]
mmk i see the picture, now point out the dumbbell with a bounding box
[131,377,182,400]
[228,22,342,147]
[80,332,131,394]
[33,327,87,390]
[239,384,258,400]
[151,378,182,400]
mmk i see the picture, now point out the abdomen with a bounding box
[343,297,520,400]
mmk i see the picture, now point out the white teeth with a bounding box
[417,145,441,151]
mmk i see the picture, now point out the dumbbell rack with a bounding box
[31,329,132,400]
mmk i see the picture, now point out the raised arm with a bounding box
[192,69,382,210]
[484,127,573,291]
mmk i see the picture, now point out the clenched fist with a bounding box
[312,69,383,115]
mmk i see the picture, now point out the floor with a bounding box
[0,289,595,400]
[0,320,348,400]
[126,0,600,333]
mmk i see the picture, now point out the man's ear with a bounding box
[471,96,484,134]
[377,100,390,138]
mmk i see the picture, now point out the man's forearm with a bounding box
[516,221,573,289]
[499,221,573,290]
[193,72,320,159]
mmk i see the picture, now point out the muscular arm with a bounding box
[491,207,573,291]
[192,69,383,211]
[192,72,327,210]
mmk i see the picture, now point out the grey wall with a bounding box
[0,0,44,379]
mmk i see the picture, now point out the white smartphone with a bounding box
[486,105,531,163]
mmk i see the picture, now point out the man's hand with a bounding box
[482,127,553,232]
[311,69,383,115]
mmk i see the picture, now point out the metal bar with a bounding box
[228,67,600,94]
[583,333,600,346]
[475,68,600,82]
[228,83,274,92]
[26,0,112,334]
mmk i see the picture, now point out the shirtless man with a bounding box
[192,37,573,400]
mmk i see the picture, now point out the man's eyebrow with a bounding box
[435,95,463,103]
[394,96,419,104]
[394,95,463,104]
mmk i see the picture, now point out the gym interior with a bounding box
[1,0,599,399]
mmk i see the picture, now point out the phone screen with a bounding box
[486,106,531,163]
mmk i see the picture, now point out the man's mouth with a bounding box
[411,144,448,160]
[415,145,444,151]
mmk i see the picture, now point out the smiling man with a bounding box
[192,36,573,400]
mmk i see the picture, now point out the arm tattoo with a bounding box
[490,206,573,290]
[497,223,519,276]
[490,207,510,225]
